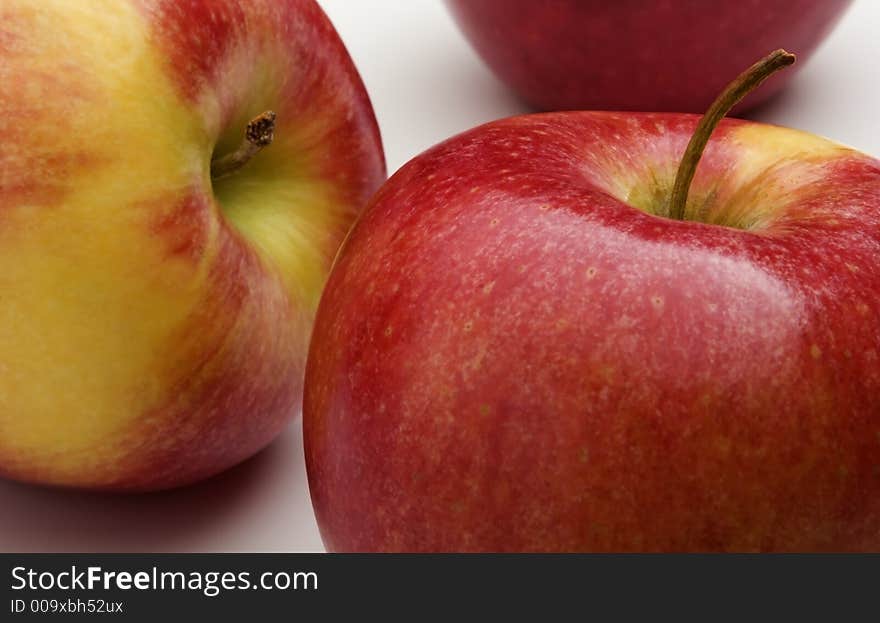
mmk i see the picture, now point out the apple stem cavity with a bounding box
[210,110,277,181]
[667,50,796,221]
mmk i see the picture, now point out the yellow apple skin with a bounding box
[0,0,385,490]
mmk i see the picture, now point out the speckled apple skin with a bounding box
[446,0,851,113]
[304,112,880,552]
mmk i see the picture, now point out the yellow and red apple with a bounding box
[0,0,384,490]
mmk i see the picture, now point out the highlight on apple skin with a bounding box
[304,110,880,551]
[445,0,852,113]
[0,0,385,491]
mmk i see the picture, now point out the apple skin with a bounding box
[446,0,851,113]
[304,112,880,552]
[0,0,384,490]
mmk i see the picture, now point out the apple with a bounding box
[445,0,852,113]
[304,51,880,551]
[0,0,385,490]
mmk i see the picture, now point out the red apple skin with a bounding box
[304,112,880,552]
[445,0,851,113]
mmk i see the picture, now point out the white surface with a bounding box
[0,0,878,553]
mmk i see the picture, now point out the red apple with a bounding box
[0,0,384,490]
[445,0,851,113]
[304,53,880,551]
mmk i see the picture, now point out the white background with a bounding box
[1,0,878,552]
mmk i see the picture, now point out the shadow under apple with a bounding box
[0,423,320,553]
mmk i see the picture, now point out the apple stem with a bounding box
[210,110,277,181]
[667,50,795,221]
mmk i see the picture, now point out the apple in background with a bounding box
[445,0,851,113]
[304,52,880,551]
[0,0,384,490]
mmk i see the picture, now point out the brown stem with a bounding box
[210,110,276,181]
[667,50,795,221]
